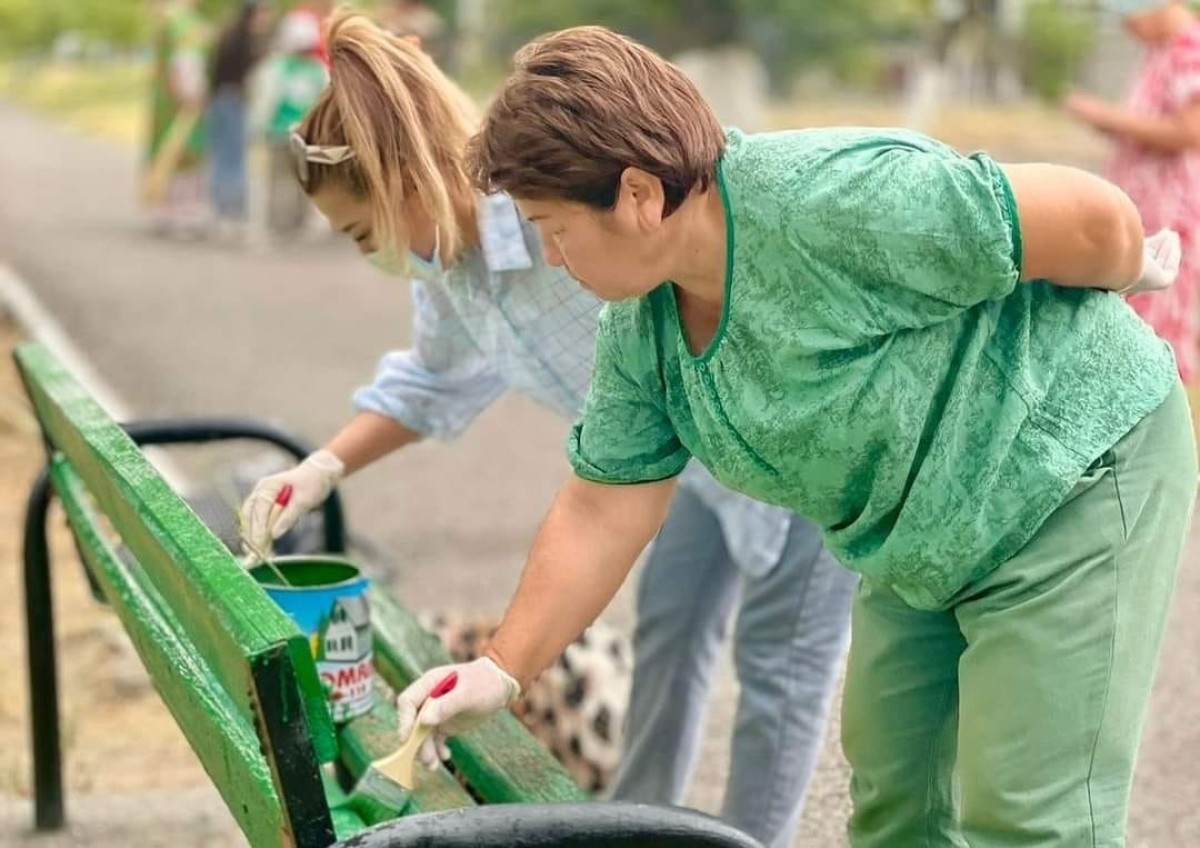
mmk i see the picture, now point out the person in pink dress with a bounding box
[1067,0,1200,390]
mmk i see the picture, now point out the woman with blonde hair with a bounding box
[239,12,856,846]
[394,24,1197,848]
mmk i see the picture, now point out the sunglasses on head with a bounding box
[289,130,356,187]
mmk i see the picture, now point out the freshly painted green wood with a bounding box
[321,767,372,839]
[15,344,337,764]
[20,342,595,843]
[367,589,590,804]
[337,682,476,820]
[321,768,371,842]
[49,459,289,848]
[367,587,448,688]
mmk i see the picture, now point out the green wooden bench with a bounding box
[16,342,764,848]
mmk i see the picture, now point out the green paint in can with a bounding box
[250,556,374,723]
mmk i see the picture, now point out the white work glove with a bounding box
[1121,229,1182,295]
[238,449,345,554]
[396,657,521,769]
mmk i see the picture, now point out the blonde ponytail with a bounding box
[297,8,478,261]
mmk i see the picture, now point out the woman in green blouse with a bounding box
[395,26,1197,848]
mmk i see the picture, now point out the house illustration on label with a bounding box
[318,595,371,663]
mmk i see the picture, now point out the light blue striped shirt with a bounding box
[354,194,792,577]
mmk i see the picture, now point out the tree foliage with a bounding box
[1020,0,1097,101]
[0,0,1100,104]
[0,0,259,55]
[491,0,929,88]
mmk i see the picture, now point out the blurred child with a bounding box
[288,1,335,68]
[258,10,330,239]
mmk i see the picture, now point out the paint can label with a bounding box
[312,593,374,722]
[253,558,376,723]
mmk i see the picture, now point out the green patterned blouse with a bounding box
[568,128,1177,609]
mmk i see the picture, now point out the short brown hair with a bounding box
[468,26,726,216]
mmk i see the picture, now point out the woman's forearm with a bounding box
[326,411,423,476]
[485,476,677,690]
[1095,106,1200,154]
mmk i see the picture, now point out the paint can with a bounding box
[250,556,374,722]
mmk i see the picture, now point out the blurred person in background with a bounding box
[290,0,336,67]
[144,0,211,238]
[238,12,856,846]
[257,9,330,240]
[1067,0,1200,429]
[207,0,272,242]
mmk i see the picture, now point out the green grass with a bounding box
[0,58,147,147]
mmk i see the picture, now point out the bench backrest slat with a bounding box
[15,344,337,764]
[19,342,599,844]
[49,458,297,847]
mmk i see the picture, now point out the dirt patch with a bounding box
[0,314,210,799]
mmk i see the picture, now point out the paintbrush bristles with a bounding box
[346,721,432,813]
[353,764,413,812]
[374,720,433,790]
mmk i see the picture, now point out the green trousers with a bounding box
[844,382,1197,847]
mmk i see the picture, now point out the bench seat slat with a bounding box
[367,589,590,805]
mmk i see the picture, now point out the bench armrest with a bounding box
[334,802,765,848]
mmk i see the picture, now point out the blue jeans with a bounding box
[610,486,857,847]
[207,88,248,221]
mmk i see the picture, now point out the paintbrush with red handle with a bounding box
[352,670,459,812]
